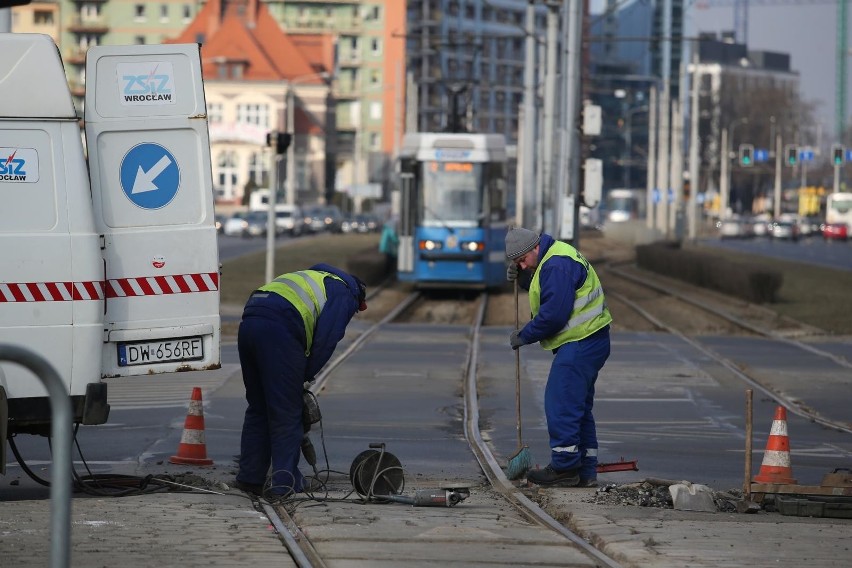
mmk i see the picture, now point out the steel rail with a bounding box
[462,295,625,568]
[609,265,852,370]
[607,286,852,436]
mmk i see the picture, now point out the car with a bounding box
[770,221,799,241]
[716,218,750,239]
[303,205,344,234]
[274,205,303,236]
[822,222,849,241]
[242,211,271,238]
[222,211,248,236]
[214,214,226,234]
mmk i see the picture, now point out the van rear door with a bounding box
[84,44,220,377]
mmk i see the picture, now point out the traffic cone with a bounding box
[169,387,214,466]
[753,405,796,484]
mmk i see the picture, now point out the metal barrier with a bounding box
[0,344,72,568]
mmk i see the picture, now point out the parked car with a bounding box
[770,221,799,241]
[214,214,226,234]
[222,211,248,237]
[822,222,849,242]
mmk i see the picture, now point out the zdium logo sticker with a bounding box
[0,147,39,183]
[120,143,181,209]
[117,61,176,106]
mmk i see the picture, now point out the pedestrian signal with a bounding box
[738,143,754,167]
[832,144,845,166]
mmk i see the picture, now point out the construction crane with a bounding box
[694,0,847,141]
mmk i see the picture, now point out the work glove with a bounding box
[509,329,525,350]
[506,263,519,282]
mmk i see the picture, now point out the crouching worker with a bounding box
[235,264,367,498]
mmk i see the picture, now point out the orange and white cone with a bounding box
[169,387,214,466]
[753,405,796,484]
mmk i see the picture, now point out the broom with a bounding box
[505,278,532,480]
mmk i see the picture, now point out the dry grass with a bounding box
[690,246,852,336]
[219,233,380,306]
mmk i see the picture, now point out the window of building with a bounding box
[248,152,269,187]
[183,5,192,21]
[134,4,146,21]
[370,101,382,120]
[371,38,381,56]
[369,69,380,86]
[81,3,99,21]
[207,102,223,124]
[369,132,380,149]
[236,103,270,128]
[33,10,54,25]
[160,4,168,22]
[216,151,239,199]
[135,35,145,45]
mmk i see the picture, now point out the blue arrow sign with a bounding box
[754,149,769,162]
[120,143,180,209]
[798,149,815,163]
[652,188,660,203]
[667,188,674,203]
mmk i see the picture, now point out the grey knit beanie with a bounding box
[505,228,540,260]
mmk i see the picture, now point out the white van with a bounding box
[0,35,220,471]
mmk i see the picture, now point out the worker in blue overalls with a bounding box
[505,228,612,488]
[235,263,367,498]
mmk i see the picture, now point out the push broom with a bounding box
[505,278,532,480]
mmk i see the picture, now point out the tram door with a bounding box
[398,172,415,274]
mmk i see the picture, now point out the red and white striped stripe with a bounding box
[0,273,218,303]
[0,281,104,302]
[106,272,218,298]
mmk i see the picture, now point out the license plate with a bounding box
[118,336,204,367]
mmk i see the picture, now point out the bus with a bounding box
[825,192,852,226]
[397,132,509,289]
[604,188,647,223]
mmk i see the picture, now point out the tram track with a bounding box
[265,289,625,567]
[598,262,852,434]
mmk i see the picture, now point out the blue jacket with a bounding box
[305,263,363,378]
[516,234,590,346]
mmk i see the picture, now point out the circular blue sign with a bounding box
[120,143,180,209]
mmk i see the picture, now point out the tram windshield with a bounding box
[420,161,483,228]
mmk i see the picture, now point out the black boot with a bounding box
[526,464,580,487]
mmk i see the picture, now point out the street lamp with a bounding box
[624,105,649,189]
[720,117,748,219]
[284,71,331,207]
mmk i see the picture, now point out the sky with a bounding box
[689,2,842,145]
[591,1,844,146]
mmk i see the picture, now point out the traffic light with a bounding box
[784,144,798,167]
[738,143,754,167]
[832,144,845,166]
[266,131,292,155]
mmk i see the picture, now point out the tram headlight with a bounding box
[460,241,484,252]
[419,240,443,251]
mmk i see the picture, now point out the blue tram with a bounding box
[397,132,509,289]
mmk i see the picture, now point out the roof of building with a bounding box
[168,0,331,84]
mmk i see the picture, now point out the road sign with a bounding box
[754,149,769,162]
[120,143,180,209]
[652,188,660,203]
[799,148,815,162]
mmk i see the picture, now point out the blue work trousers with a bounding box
[237,309,307,495]
[544,327,611,479]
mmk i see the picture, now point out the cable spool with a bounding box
[349,444,404,500]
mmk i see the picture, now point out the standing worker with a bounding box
[505,228,612,487]
[235,263,368,498]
